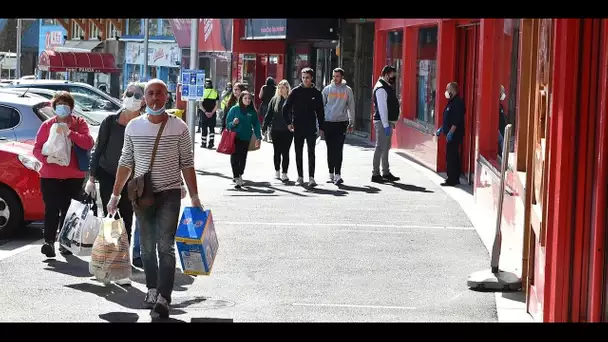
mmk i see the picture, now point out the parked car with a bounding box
[0,91,100,144]
[7,79,122,114]
[0,137,44,238]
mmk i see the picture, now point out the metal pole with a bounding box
[490,123,513,273]
[143,19,149,81]
[188,19,199,154]
[16,19,22,79]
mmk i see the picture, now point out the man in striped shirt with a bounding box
[107,79,203,319]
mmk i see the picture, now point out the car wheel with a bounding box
[0,187,24,239]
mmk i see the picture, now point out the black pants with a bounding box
[97,167,133,241]
[230,138,250,178]
[200,112,217,147]
[294,133,317,178]
[446,140,462,184]
[324,121,348,175]
[271,130,293,173]
[40,178,85,243]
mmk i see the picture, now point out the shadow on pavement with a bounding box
[389,182,434,193]
[99,311,139,323]
[337,184,381,194]
[131,267,194,292]
[304,186,348,197]
[151,316,188,323]
[501,290,526,303]
[191,317,234,323]
[197,169,309,197]
[43,255,94,278]
[344,136,375,151]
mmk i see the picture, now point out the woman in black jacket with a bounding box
[262,79,292,181]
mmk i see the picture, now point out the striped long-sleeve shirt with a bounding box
[119,114,194,193]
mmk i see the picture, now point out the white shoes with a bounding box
[308,178,317,187]
[333,174,344,185]
[328,173,335,182]
[115,278,132,286]
[281,173,289,181]
[236,177,244,187]
[296,177,304,186]
[274,171,281,179]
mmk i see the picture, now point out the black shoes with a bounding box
[371,173,400,183]
[41,242,56,258]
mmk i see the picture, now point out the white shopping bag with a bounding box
[89,212,132,283]
[42,123,71,166]
[58,197,101,256]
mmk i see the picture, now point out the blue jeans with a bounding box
[132,219,140,259]
[136,189,181,303]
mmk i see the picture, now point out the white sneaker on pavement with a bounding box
[274,171,280,179]
[334,174,344,185]
[281,173,289,181]
[308,178,317,187]
[328,173,335,183]
[296,177,304,186]
[116,278,132,286]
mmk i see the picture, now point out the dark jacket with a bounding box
[498,103,506,135]
[372,78,400,122]
[89,111,128,177]
[282,84,325,136]
[263,96,289,132]
[441,95,466,142]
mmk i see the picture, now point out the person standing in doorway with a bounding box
[86,82,146,273]
[282,67,325,187]
[107,79,204,318]
[371,65,401,183]
[497,85,507,157]
[435,81,465,186]
[198,79,219,149]
[322,68,355,185]
[262,79,292,181]
[226,91,262,188]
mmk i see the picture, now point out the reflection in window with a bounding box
[161,19,173,36]
[498,19,521,157]
[386,30,403,103]
[127,19,141,36]
[416,26,438,125]
[149,19,159,36]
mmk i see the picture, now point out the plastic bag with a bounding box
[89,212,132,283]
[58,197,102,256]
[42,123,71,166]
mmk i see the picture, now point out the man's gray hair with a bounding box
[144,78,168,93]
[447,82,459,94]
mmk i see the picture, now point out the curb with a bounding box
[345,134,534,323]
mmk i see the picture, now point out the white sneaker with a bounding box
[115,278,132,286]
[328,173,335,182]
[274,171,280,179]
[237,177,244,187]
[308,178,317,187]
[281,173,289,181]
[296,177,304,186]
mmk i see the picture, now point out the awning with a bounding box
[38,50,121,73]
[54,40,102,53]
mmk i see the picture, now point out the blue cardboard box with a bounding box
[175,207,219,276]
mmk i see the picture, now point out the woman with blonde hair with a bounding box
[262,79,292,181]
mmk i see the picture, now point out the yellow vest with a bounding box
[202,88,218,100]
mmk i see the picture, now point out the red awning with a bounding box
[38,50,121,74]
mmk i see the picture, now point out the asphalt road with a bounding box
[0,132,497,322]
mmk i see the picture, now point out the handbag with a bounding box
[248,134,260,151]
[74,145,91,171]
[127,118,167,213]
[217,129,237,155]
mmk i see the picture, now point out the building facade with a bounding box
[372,18,608,322]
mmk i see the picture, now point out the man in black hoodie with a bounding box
[283,67,325,187]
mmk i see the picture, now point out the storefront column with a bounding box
[435,20,457,172]
[544,19,581,322]
[371,28,387,141]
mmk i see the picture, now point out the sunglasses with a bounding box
[125,91,143,99]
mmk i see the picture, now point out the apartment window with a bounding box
[106,21,119,39]
[415,26,438,126]
[89,21,100,40]
[72,21,84,39]
[127,19,141,36]
[161,19,172,36]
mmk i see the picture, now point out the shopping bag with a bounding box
[42,123,71,166]
[248,134,260,151]
[217,129,237,155]
[89,212,132,283]
[175,207,219,276]
[58,196,102,256]
[74,145,91,171]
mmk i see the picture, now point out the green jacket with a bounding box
[226,105,262,142]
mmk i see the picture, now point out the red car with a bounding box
[0,137,44,238]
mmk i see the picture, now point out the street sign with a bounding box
[181,69,206,101]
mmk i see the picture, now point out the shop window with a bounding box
[127,19,141,36]
[89,21,100,40]
[386,30,403,102]
[496,19,521,160]
[241,54,257,92]
[267,55,279,80]
[161,19,173,37]
[288,44,311,87]
[149,19,159,36]
[415,26,438,126]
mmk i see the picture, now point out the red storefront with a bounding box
[373,18,608,322]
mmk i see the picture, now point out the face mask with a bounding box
[145,104,165,116]
[388,76,397,84]
[124,97,142,112]
[445,91,451,99]
[54,104,71,118]
[500,93,506,101]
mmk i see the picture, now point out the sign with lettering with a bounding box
[125,42,181,68]
[243,19,286,40]
[181,69,205,101]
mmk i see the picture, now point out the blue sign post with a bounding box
[181,69,206,101]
